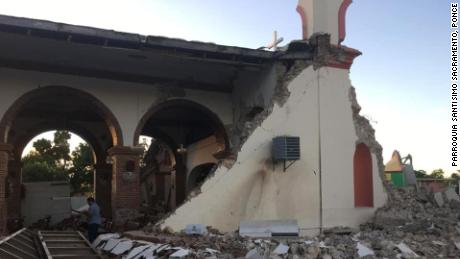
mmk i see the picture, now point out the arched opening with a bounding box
[0,86,123,231]
[140,138,177,218]
[135,100,228,216]
[187,163,217,194]
[353,143,374,207]
[19,130,96,228]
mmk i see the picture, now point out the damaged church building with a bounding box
[0,0,387,237]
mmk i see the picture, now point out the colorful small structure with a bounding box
[384,151,416,187]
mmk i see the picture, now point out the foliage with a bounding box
[452,172,460,179]
[53,130,71,168]
[429,169,445,179]
[69,143,94,195]
[22,136,68,182]
[22,131,94,195]
[414,169,428,179]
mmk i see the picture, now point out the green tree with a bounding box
[52,131,71,169]
[22,131,94,193]
[429,169,445,179]
[33,138,53,155]
[451,172,460,179]
[69,143,94,195]
[22,137,68,182]
[414,169,428,179]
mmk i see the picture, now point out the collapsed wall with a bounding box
[349,87,393,199]
[159,39,387,235]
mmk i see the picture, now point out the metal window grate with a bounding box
[272,136,300,171]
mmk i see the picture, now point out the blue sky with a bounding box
[4,0,447,174]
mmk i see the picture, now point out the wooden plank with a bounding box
[16,233,34,244]
[48,247,96,255]
[42,234,81,237]
[77,231,95,248]
[38,231,53,259]
[0,247,22,259]
[52,255,100,259]
[1,242,37,259]
[7,235,36,249]
[40,231,80,235]
[0,228,27,245]
[39,230,101,259]
[6,238,37,254]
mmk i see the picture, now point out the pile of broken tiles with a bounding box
[93,186,460,258]
[92,233,198,258]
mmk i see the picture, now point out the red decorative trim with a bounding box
[338,0,352,43]
[326,44,361,70]
[354,143,374,207]
[296,5,308,40]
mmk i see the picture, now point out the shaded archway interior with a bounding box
[0,86,123,223]
[138,100,228,215]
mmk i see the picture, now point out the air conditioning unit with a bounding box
[272,136,300,172]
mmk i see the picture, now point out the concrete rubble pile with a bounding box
[95,187,460,258]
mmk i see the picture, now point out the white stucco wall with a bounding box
[185,136,219,193]
[21,181,70,226]
[298,0,344,44]
[185,136,219,181]
[162,66,387,235]
[318,68,387,228]
[0,67,233,146]
[0,63,387,235]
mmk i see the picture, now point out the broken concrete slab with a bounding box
[455,242,460,250]
[89,187,460,259]
[445,188,460,202]
[111,240,134,255]
[103,238,122,251]
[272,243,289,255]
[92,233,120,248]
[357,242,374,257]
[156,244,171,253]
[133,246,155,259]
[239,219,299,238]
[185,224,207,235]
[245,248,264,259]
[125,244,151,259]
[396,242,419,258]
[432,240,447,246]
[434,192,444,207]
[205,248,220,254]
[170,248,189,258]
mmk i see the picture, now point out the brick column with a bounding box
[108,146,142,226]
[0,144,12,235]
[7,160,21,221]
[94,163,112,219]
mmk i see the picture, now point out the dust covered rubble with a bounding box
[96,187,460,258]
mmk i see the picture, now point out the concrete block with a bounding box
[396,242,418,257]
[185,224,207,235]
[111,240,133,255]
[273,244,289,255]
[239,219,299,238]
[170,249,190,258]
[103,238,121,251]
[434,192,445,207]
[125,244,151,259]
[357,242,374,257]
[245,249,264,259]
[444,188,460,202]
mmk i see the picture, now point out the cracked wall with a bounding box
[161,61,388,235]
[349,86,392,200]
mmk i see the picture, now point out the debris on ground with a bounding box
[94,187,460,258]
